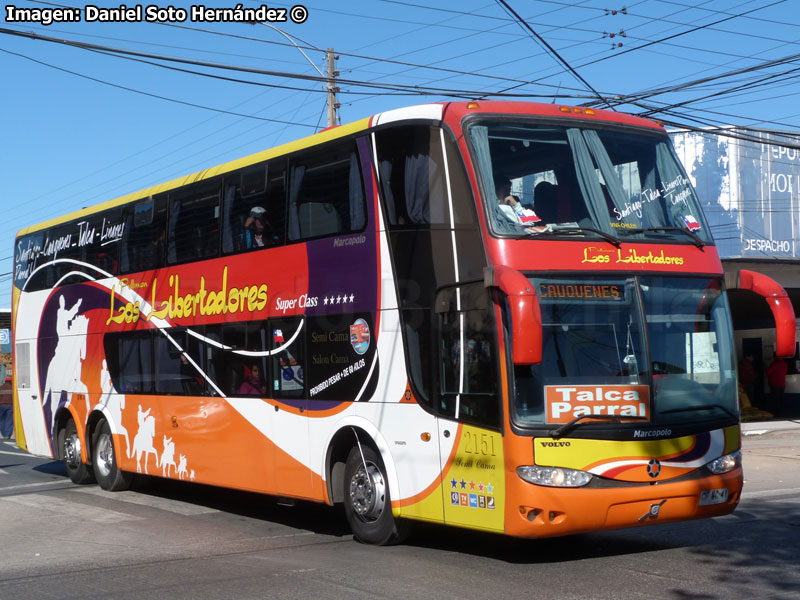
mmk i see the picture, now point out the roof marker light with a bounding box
[467,101,480,110]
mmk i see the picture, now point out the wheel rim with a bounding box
[64,432,82,469]
[349,461,386,523]
[95,433,114,478]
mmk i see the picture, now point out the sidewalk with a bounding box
[742,418,800,436]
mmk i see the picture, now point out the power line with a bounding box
[9,2,552,90]
[637,63,800,119]
[0,46,320,126]
[593,47,800,114]
[653,0,800,29]
[488,0,613,108]
[0,26,584,99]
[576,0,788,71]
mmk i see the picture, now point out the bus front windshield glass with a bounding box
[468,120,712,244]
[513,277,738,428]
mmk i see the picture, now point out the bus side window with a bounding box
[222,161,287,254]
[82,208,123,276]
[155,329,188,395]
[288,141,366,242]
[105,331,155,394]
[271,318,305,398]
[220,321,270,397]
[203,324,228,393]
[153,329,207,396]
[47,223,83,288]
[223,322,248,396]
[182,327,209,395]
[120,195,167,274]
[167,179,221,265]
[265,161,287,247]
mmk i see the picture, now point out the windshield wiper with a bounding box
[622,226,705,249]
[659,404,737,419]
[541,224,622,248]
[551,414,648,439]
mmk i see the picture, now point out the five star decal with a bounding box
[322,293,356,305]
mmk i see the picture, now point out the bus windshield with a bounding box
[513,276,738,428]
[468,120,712,244]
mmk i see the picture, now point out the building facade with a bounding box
[671,128,800,416]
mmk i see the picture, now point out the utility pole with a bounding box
[326,48,340,127]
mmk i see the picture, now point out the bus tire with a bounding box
[60,418,95,485]
[92,420,133,491]
[343,445,409,545]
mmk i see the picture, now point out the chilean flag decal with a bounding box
[519,212,542,224]
[682,215,701,231]
[273,328,285,343]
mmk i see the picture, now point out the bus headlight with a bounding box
[706,450,741,475]
[517,465,592,487]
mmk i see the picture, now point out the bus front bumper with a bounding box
[504,467,742,538]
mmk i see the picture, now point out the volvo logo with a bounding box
[647,458,662,478]
[638,499,667,521]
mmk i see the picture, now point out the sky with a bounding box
[2,0,800,308]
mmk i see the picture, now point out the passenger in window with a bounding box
[494,176,547,233]
[242,206,273,249]
[238,363,267,396]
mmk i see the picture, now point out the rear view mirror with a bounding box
[737,270,796,357]
[484,265,542,365]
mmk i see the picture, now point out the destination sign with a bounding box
[537,282,625,302]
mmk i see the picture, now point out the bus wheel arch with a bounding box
[325,427,358,505]
[324,423,400,507]
[57,411,95,485]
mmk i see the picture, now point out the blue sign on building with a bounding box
[671,128,800,261]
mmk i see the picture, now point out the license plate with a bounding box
[699,488,728,506]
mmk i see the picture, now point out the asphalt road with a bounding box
[1,425,799,600]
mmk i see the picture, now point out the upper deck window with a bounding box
[167,179,221,265]
[468,120,713,245]
[287,140,366,241]
[222,162,287,253]
[120,195,168,273]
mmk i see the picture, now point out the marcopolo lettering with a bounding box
[633,429,672,438]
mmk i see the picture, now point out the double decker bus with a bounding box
[11,101,795,544]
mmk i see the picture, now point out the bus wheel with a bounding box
[60,418,95,485]
[343,445,409,545]
[92,420,132,491]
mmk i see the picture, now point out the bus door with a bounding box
[435,283,506,532]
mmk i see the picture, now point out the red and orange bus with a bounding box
[11,101,795,544]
